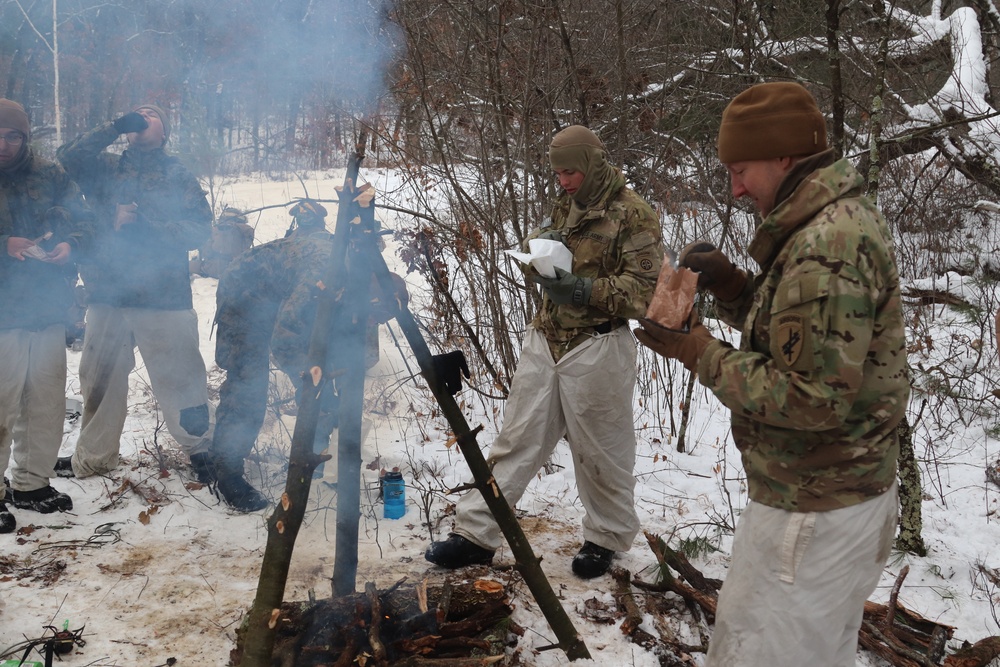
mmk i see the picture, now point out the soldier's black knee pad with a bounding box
[179,403,210,437]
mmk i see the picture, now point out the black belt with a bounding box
[593,321,617,335]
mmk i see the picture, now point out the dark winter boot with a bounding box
[0,502,14,533]
[425,534,495,569]
[10,485,73,513]
[54,456,75,478]
[571,541,614,579]
[189,452,217,484]
[216,474,268,513]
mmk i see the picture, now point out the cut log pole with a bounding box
[239,131,370,667]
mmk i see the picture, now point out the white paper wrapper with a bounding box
[23,245,49,261]
[505,238,574,278]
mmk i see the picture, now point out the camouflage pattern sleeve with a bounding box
[587,191,663,319]
[700,260,875,430]
[55,122,121,199]
[215,242,292,370]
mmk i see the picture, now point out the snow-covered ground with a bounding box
[2,169,1000,666]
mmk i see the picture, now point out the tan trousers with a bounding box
[453,326,640,553]
[707,483,899,666]
[0,325,67,491]
[70,304,212,478]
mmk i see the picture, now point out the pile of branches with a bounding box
[233,577,520,667]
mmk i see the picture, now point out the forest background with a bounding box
[5,0,1000,664]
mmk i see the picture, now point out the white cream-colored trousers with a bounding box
[0,325,67,491]
[70,304,212,478]
[707,482,899,667]
[453,326,640,553]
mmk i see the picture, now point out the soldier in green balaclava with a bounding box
[426,125,664,578]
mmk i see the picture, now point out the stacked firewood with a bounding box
[235,578,519,667]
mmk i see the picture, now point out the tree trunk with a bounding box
[895,414,927,556]
[864,0,891,202]
[826,0,843,157]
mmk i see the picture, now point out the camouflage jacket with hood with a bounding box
[527,170,663,359]
[698,154,910,512]
[57,122,212,310]
[0,150,94,330]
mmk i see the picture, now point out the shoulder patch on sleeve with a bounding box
[775,313,805,366]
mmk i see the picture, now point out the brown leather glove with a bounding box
[678,242,747,302]
[634,317,714,372]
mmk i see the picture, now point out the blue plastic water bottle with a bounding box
[383,471,405,519]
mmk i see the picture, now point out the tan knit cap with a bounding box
[0,99,30,137]
[134,103,170,143]
[717,82,827,163]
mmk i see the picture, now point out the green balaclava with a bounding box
[548,125,618,208]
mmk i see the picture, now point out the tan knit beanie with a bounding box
[134,103,170,143]
[0,99,30,138]
[717,82,827,163]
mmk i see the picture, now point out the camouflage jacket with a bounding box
[0,152,94,330]
[215,228,333,375]
[57,123,212,310]
[528,175,663,359]
[699,157,910,512]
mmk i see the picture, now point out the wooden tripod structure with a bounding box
[238,131,590,665]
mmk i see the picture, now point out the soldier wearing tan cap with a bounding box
[0,99,93,532]
[55,105,216,486]
[635,81,909,666]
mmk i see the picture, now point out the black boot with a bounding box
[0,503,14,533]
[216,474,268,513]
[189,452,217,484]
[10,485,73,513]
[571,541,614,579]
[425,533,495,569]
[54,456,75,478]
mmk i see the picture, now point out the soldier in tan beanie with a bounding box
[426,124,663,578]
[0,98,94,532]
[55,106,216,488]
[635,82,908,666]
[0,99,31,173]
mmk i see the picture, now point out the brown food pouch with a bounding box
[645,262,699,331]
